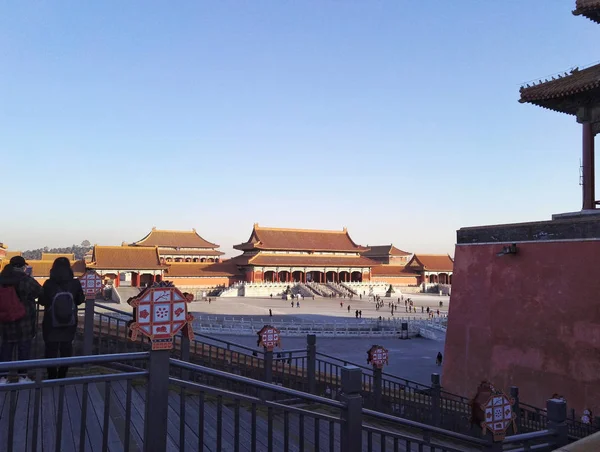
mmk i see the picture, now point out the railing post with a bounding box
[83,298,96,356]
[264,349,273,384]
[373,366,382,410]
[306,334,316,394]
[510,386,520,432]
[431,373,441,427]
[144,349,171,450]
[180,333,190,363]
[340,366,363,452]
[547,398,568,448]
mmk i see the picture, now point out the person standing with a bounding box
[0,256,43,383]
[39,258,85,379]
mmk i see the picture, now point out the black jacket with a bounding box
[39,267,85,342]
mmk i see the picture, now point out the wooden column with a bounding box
[582,122,596,210]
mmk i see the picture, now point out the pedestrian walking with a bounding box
[436,352,443,366]
[269,309,272,317]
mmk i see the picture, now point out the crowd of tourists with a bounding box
[0,256,85,384]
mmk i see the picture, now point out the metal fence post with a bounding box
[340,366,363,452]
[83,298,95,356]
[180,333,190,363]
[510,386,520,432]
[373,366,382,410]
[431,373,441,427]
[264,349,273,384]
[306,334,316,394]
[180,332,191,380]
[547,398,568,448]
[144,349,171,450]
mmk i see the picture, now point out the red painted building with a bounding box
[89,246,166,287]
[444,0,600,415]
[131,228,224,263]
[233,224,375,284]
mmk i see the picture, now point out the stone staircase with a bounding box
[114,287,141,304]
[340,282,358,295]
[293,283,315,298]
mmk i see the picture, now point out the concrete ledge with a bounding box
[457,213,600,244]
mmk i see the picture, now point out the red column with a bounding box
[582,122,596,210]
[115,273,120,288]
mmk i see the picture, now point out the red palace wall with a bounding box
[371,276,418,286]
[443,239,600,413]
[168,277,235,287]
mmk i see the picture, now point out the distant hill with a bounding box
[22,241,92,261]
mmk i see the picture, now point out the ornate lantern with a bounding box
[367,345,389,369]
[127,281,194,350]
[257,325,281,351]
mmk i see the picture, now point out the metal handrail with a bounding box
[316,351,435,390]
[169,377,342,424]
[363,408,489,446]
[361,425,466,452]
[0,351,150,371]
[89,303,591,435]
[503,429,556,444]
[169,357,344,409]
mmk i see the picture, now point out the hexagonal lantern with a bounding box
[257,325,281,351]
[79,271,103,300]
[367,345,389,369]
[472,381,517,442]
[128,282,194,350]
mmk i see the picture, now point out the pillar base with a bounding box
[445,213,600,415]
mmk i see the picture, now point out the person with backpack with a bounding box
[39,257,85,379]
[0,256,43,384]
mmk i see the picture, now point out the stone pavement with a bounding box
[193,293,449,323]
[222,334,446,386]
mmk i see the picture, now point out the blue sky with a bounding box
[1,1,597,256]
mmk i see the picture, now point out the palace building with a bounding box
[405,254,454,285]
[1,225,454,293]
[89,245,166,288]
[361,245,412,265]
[130,228,224,263]
[232,224,375,284]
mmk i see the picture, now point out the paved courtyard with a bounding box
[189,294,449,385]
[189,293,449,323]
[220,334,446,386]
[103,293,449,385]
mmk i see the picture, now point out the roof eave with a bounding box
[573,7,600,23]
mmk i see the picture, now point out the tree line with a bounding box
[22,240,92,261]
